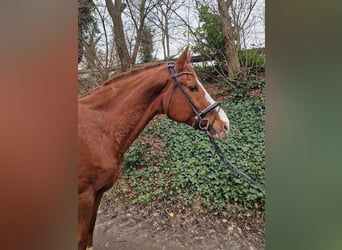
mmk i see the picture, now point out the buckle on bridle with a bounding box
[193,102,221,130]
[198,119,210,130]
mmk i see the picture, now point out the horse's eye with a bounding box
[189,85,198,92]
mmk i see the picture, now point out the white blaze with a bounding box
[196,78,230,129]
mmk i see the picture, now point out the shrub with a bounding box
[239,48,265,69]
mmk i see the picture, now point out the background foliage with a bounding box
[193,5,226,62]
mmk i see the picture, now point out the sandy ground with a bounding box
[92,187,264,250]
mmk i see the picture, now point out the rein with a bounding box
[204,128,264,190]
[167,61,220,129]
[167,61,264,191]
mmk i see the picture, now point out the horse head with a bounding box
[163,47,230,139]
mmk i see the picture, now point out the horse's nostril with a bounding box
[224,124,229,133]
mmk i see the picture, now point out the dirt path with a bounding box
[93,189,264,250]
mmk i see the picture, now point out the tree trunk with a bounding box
[161,28,166,59]
[157,1,170,60]
[105,0,130,71]
[130,0,147,64]
[217,0,240,77]
[131,27,143,64]
[165,20,170,58]
[78,28,84,64]
[139,26,153,62]
[78,0,94,64]
[83,29,98,73]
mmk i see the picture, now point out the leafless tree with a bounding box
[124,0,157,63]
[105,0,130,71]
[147,0,190,59]
[216,0,240,77]
[230,0,263,72]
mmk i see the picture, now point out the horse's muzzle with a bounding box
[209,122,229,139]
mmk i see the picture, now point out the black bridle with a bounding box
[167,61,264,191]
[167,61,220,130]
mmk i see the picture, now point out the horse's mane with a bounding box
[103,61,166,86]
[79,61,166,98]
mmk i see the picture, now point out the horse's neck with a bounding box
[80,65,169,156]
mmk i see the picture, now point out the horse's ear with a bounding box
[175,46,190,72]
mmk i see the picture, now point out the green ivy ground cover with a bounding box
[123,78,265,211]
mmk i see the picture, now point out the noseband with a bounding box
[167,61,221,130]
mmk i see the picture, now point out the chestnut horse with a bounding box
[78,47,230,250]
